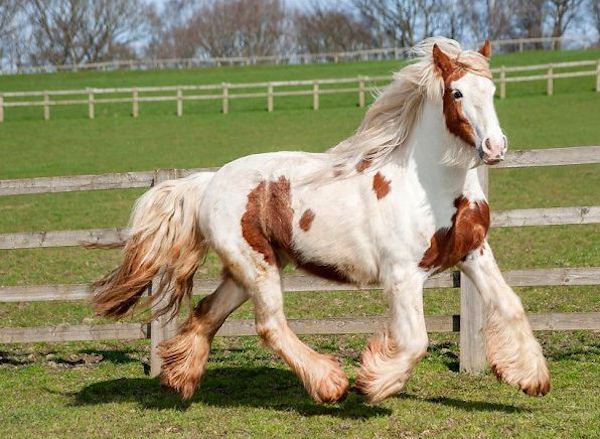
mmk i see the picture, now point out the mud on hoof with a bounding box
[158,331,211,400]
[305,354,349,404]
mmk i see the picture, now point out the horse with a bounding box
[91,37,550,404]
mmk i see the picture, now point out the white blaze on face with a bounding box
[451,73,507,165]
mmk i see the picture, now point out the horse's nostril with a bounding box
[485,138,491,150]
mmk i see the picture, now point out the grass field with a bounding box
[1,48,599,438]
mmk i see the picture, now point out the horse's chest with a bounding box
[419,196,490,272]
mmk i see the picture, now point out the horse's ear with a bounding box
[479,40,492,59]
[432,43,454,78]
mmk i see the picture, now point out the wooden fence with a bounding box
[5,35,595,75]
[0,146,599,376]
[1,58,599,123]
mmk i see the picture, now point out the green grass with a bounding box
[0,49,599,437]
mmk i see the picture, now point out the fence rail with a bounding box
[1,58,599,122]
[0,146,599,375]
[4,35,595,75]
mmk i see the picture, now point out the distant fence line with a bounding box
[0,59,599,123]
[0,145,599,377]
[3,35,597,75]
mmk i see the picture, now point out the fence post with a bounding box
[0,94,4,123]
[596,60,600,93]
[222,83,229,114]
[500,66,506,99]
[150,168,180,377]
[267,83,274,112]
[312,81,319,111]
[358,77,365,108]
[88,90,94,120]
[459,166,488,374]
[43,91,50,120]
[547,65,554,96]
[519,40,524,52]
[176,87,183,117]
[132,88,139,118]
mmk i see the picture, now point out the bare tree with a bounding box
[145,0,204,59]
[592,0,600,43]
[0,0,20,38]
[188,0,290,58]
[353,0,418,47]
[0,0,24,68]
[26,0,150,65]
[294,2,373,53]
[147,0,291,59]
[352,0,450,48]
[547,0,585,48]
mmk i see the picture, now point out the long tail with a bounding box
[91,172,214,320]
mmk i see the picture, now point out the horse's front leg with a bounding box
[459,241,550,396]
[355,269,429,403]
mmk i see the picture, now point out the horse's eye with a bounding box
[452,90,463,99]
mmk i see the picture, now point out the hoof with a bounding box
[309,355,349,404]
[158,332,211,400]
[490,361,551,397]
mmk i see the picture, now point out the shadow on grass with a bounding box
[427,341,460,372]
[71,366,391,419]
[70,365,525,417]
[0,350,32,366]
[79,348,142,365]
[399,393,527,414]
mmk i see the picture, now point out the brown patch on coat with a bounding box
[356,158,372,172]
[419,196,490,272]
[299,209,315,232]
[432,43,477,147]
[240,177,354,283]
[372,172,391,199]
[240,176,294,266]
[442,78,476,147]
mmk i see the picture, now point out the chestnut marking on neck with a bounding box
[372,172,391,199]
[356,158,372,172]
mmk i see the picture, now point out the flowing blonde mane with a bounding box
[321,37,491,179]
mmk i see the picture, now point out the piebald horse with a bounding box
[92,38,550,404]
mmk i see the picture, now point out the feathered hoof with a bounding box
[354,367,406,404]
[307,354,349,404]
[158,332,211,400]
[490,361,551,397]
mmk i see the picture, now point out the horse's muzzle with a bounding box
[479,136,507,165]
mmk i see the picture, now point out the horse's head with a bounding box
[433,40,507,166]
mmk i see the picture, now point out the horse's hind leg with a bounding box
[159,274,248,399]
[459,241,550,396]
[251,267,349,403]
